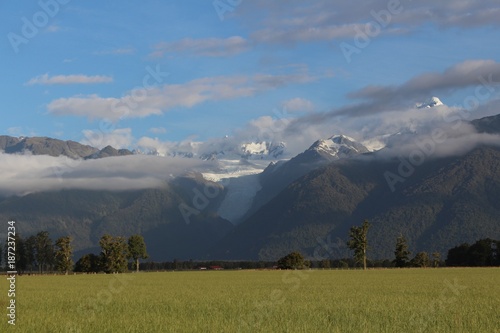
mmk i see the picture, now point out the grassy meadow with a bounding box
[0,268,498,332]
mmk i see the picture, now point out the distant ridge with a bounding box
[0,135,132,159]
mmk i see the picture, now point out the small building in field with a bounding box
[209,266,223,270]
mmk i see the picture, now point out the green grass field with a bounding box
[0,268,498,332]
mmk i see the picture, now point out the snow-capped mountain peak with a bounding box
[308,134,369,159]
[241,141,286,160]
[416,97,444,109]
[198,140,286,161]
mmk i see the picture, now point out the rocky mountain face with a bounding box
[472,113,500,134]
[244,135,370,219]
[0,136,133,159]
[87,145,133,159]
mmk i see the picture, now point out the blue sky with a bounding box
[2,0,500,154]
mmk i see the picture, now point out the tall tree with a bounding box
[277,251,307,270]
[128,235,149,273]
[35,231,54,273]
[55,236,74,275]
[467,238,496,266]
[411,252,430,268]
[445,243,470,267]
[446,239,499,267]
[24,236,37,272]
[393,235,411,268]
[347,220,370,270]
[100,235,129,273]
[494,241,500,266]
[74,253,101,273]
[431,252,441,267]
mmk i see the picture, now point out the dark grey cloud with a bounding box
[238,0,500,45]
[151,37,250,58]
[284,59,500,136]
[350,60,500,103]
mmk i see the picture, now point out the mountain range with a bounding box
[0,135,133,159]
[1,107,499,262]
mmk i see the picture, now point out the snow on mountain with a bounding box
[362,97,447,151]
[416,97,444,109]
[190,141,285,223]
[186,140,287,161]
[132,148,165,157]
[216,173,262,222]
[308,134,370,158]
[241,141,286,159]
[201,158,280,223]
[212,135,370,223]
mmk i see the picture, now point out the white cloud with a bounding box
[45,25,60,33]
[6,127,36,137]
[136,137,200,156]
[149,127,167,134]
[151,36,250,57]
[6,127,23,137]
[81,128,134,150]
[0,153,215,197]
[282,98,315,113]
[94,48,136,55]
[47,70,316,120]
[26,73,113,85]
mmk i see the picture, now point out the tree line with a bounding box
[124,233,500,270]
[346,220,499,269]
[2,231,72,274]
[75,234,148,273]
[4,224,498,273]
[2,232,148,274]
[445,238,500,267]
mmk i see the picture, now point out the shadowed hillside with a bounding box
[210,145,500,260]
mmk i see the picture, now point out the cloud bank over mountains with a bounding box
[0,153,215,197]
[2,106,499,198]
